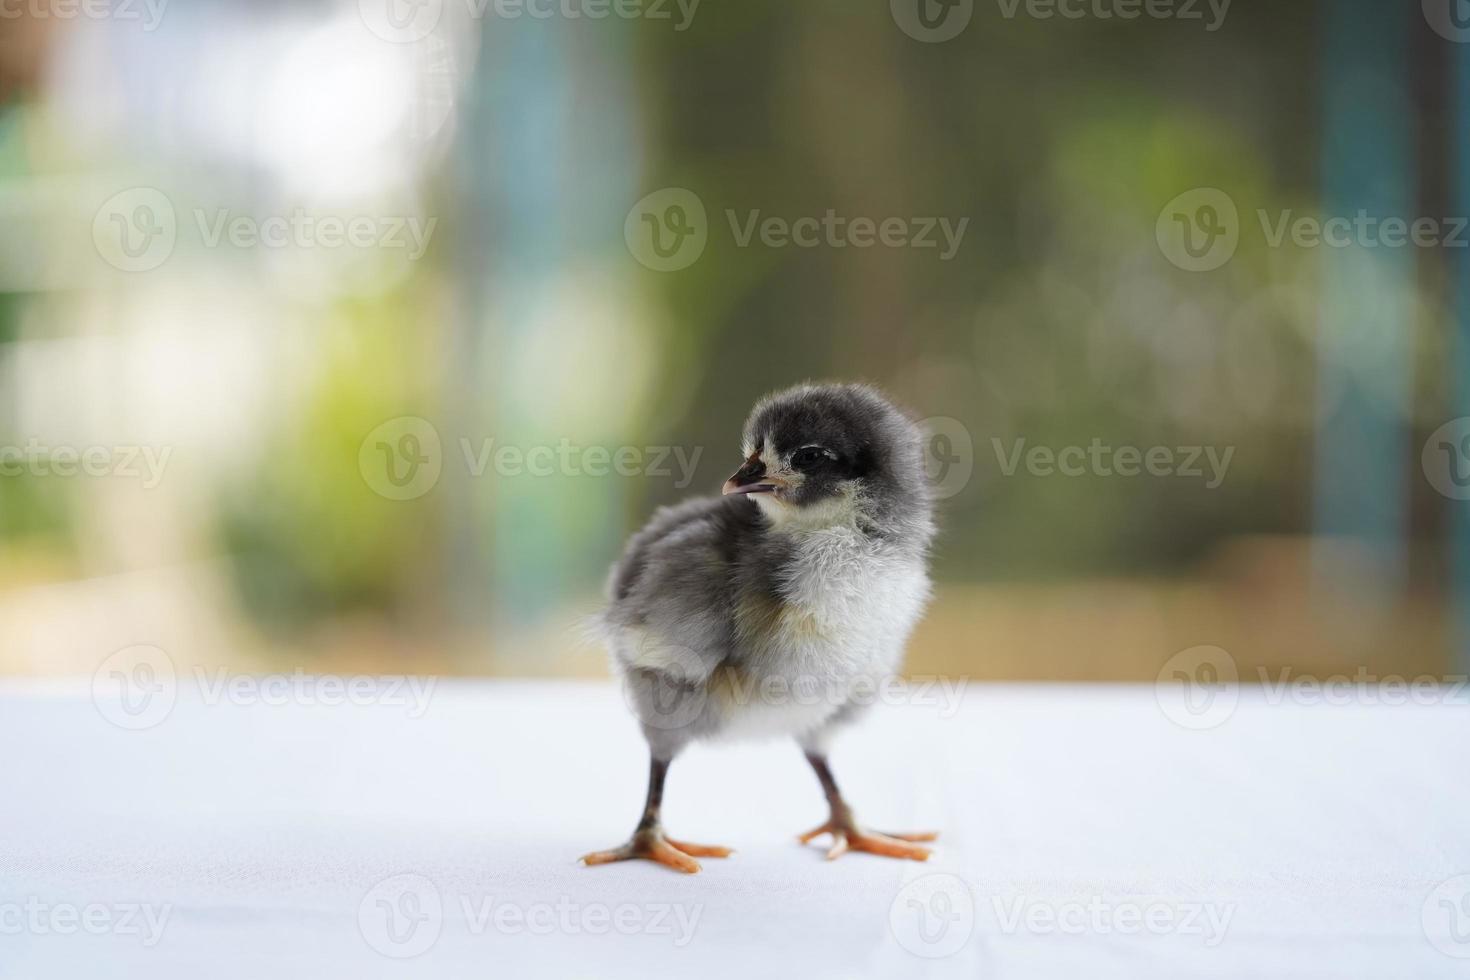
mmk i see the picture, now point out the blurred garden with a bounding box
[0,0,1463,682]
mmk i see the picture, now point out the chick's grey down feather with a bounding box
[601,382,935,761]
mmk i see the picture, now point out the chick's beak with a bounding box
[722,457,781,495]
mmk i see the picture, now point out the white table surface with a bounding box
[2,678,1467,978]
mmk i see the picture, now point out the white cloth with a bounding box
[2,679,1466,978]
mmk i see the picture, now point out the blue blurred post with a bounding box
[449,21,640,664]
[448,24,573,641]
[1312,1,1413,606]
[486,25,569,632]
[1453,33,1470,674]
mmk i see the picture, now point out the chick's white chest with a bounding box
[744,528,930,696]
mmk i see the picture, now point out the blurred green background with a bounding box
[0,0,1464,682]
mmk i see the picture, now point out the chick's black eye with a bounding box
[790,446,835,470]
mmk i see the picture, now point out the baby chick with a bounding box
[581,382,938,873]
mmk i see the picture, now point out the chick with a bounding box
[580,383,938,873]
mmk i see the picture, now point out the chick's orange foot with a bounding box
[798,817,937,862]
[580,829,733,874]
[797,752,937,861]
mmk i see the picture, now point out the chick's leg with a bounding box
[580,755,733,874]
[797,751,937,861]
